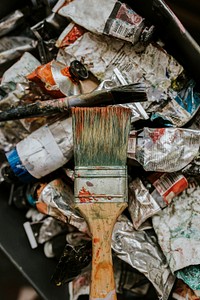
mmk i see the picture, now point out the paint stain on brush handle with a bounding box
[75,202,127,300]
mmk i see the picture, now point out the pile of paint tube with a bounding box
[0,0,200,299]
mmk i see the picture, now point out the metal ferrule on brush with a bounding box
[74,166,128,203]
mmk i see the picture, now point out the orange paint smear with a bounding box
[61,66,79,84]
[36,202,48,215]
[94,261,113,281]
[27,62,64,98]
[94,238,100,243]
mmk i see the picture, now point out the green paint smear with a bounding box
[176,265,200,290]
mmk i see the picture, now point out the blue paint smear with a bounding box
[151,80,200,126]
[6,148,36,183]
[175,80,200,114]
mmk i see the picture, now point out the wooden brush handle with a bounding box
[75,202,127,300]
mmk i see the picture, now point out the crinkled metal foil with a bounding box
[0,10,24,38]
[1,52,40,88]
[0,36,37,66]
[57,30,182,103]
[112,215,175,300]
[37,179,89,235]
[152,179,200,274]
[150,78,200,127]
[54,0,147,45]
[133,128,200,172]
[128,178,161,230]
[37,216,66,244]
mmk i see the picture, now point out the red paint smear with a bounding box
[94,238,100,243]
[96,247,100,259]
[78,187,113,202]
[149,128,165,143]
[60,24,86,48]
[78,187,95,203]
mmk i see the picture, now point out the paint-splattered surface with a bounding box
[153,179,200,273]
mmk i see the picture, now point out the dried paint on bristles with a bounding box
[72,106,131,166]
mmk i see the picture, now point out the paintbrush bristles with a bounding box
[72,106,131,166]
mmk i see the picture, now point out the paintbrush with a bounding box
[0,83,146,122]
[72,106,131,300]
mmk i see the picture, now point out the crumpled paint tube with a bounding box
[23,216,67,248]
[5,116,73,182]
[0,36,37,66]
[36,178,90,235]
[150,76,200,127]
[56,22,87,48]
[31,12,69,64]
[0,9,24,38]
[53,0,153,46]
[68,269,90,300]
[1,52,40,89]
[56,29,182,102]
[27,59,81,98]
[96,67,149,124]
[112,215,175,300]
[128,127,200,172]
[152,178,200,276]
[128,177,161,230]
[128,171,188,229]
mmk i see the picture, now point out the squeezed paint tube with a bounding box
[152,178,200,276]
[96,67,149,123]
[56,29,182,101]
[0,52,50,133]
[128,127,200,172]
[31,12,69,64]
[36,178,89,234]
[126,0,200,86]
[53,0,153,46]
[1,52,40,90]
[150,75,200,127]
[27,60,81,98]
[0,9,24,38]
[5,116,73,182]
[0,36,37,70]
[56,22,87,48]
[0,118,31,153]
[23,216,67,249]
[111,215,175,300]
[128,172,188,229]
